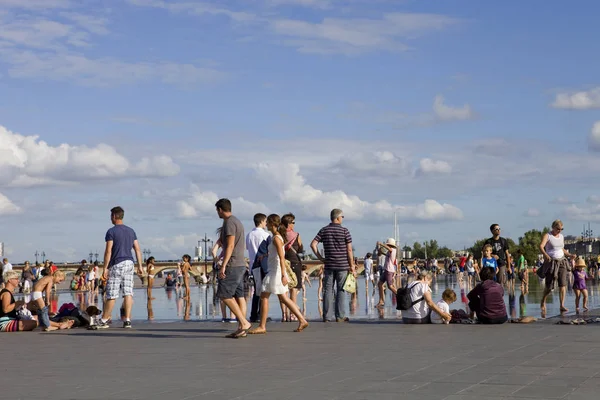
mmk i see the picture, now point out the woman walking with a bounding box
[539,219,575,317]
[282,213,304,321]
[249,214,308,334]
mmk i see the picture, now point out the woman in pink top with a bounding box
[376,238,398,308]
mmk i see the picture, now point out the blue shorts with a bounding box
[467,271,475,277]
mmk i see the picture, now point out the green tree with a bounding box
[517,228,549,264]
[425,239,440,259]
[402,245,412,252]
[412,242,425,259]
[438,246,454,258]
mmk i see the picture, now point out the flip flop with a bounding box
[233,327,250,338]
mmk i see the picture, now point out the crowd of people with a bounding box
[1,201,597,334]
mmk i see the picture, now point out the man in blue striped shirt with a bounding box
[311,209,357,322]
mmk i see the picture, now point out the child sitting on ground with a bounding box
[431,288,457,324]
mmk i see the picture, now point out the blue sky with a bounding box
[1,0,600,262]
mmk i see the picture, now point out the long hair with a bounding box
[267,214,287,239]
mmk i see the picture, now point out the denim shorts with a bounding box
[37,306,51,329]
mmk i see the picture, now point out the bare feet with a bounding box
[560,307,569,313]
[295,321,309,332]
[583,306,589,311]
[576,308,580,314]
[540,304,546,319]
[248,327,267,334]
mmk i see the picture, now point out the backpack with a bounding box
[396,282,424,311]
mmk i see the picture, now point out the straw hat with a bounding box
[385,238,397,248]
[575,258,586,268]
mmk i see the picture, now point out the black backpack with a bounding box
[396,282,424,311]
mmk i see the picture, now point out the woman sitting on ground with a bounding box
[0,271,37,332]
[467,267,508,324]
[402,270,452,324]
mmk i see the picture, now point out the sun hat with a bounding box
[385,238,397,248]
[575,258,586,268]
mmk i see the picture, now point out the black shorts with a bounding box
[216,266,246,299]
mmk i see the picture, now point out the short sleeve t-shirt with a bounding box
[481,257,498,271]
[431,300,450,324]
[402,281,431,320]
[384,249,397,273]
[313,223,352,270]
[485,237,509,267]
[221,215,246,268]
[105,225,137,267]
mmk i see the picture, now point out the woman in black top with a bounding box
[282,213,304,322]
[0,271,37,331]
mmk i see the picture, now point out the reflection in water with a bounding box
[19,272,600,322]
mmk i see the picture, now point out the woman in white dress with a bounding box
[249,214,309,334]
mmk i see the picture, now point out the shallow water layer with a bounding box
[17,272,600,322]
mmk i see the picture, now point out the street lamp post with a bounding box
[142,249,151,262]
[89,251,93,264]
[582,223,594,261]
[200,234,212,278]
[94,252,99,263]
[34,251,39,264]
[41,251,46,263]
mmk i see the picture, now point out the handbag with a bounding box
[285,260,297,289]
[343,273,356,293]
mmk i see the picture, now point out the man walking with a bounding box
[246,213,269,322]
[96,206,143,329]
[311,209,356,322]
[216,198,252,338]
[485,224,510,285]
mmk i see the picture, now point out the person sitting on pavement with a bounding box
[467,267,508,324]
[0,271,37,332]
[402,270,452,324]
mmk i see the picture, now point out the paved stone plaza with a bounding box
[4,317,600,400]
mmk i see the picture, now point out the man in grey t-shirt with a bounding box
[215,198,251,338]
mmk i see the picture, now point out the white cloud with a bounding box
[0,0,71,9]
[552,87,600,110]
[0,192,21,215]
[126,0,257,22]
[550,197,572,205]
[176,184,269,219]
[565,204,600,222]
[4,50,226,87]
[255,162,463,221]
[0,124,180,186]
[433,95,474,121]
[415,158,452,176]
[333,151,411,177]
[587,195,600,204]
[145,233,205,259]
[524,208,541,217]
[0,9,226,87]
[589,122,600,152]
[271,13,460,55]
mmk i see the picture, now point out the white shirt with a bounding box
[246,227,270,268]
[545,233,565,259]
[402,281,431,320]
[2,262,12,274]
[364,258,373,274]
[431,300,450,324]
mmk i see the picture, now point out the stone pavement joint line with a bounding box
[5,319,600,400]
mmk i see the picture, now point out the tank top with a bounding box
[545,233,564,259]
[0,288,17,318]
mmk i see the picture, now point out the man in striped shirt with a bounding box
[311,209,357,322]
